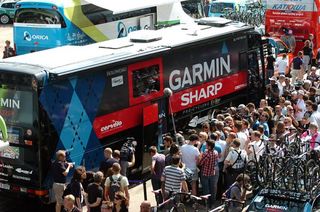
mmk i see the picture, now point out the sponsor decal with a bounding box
[23,31,49,42]
[100,120,123,133]
[272,4,306,11]
[170,72,248,113]
[0,164,13,169]
[117,21,140,38]
[265,204,288,211]
[169,55,231,91]
[111,76,124,87]
[12,174,31,181]
[94,104,148,139]
[15,168,33,175]
[0,98,20,109]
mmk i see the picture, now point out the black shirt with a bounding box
[52,160,68,183]
[303,46,313,57]
[292,57,303,69]
[63,207,81,212]
[87,183,103,212]
[266,55,276,70]
[99,158,118,176]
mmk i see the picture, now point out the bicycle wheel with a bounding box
[171,203,187,212]
[311,166,320,189]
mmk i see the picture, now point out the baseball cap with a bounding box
[269,76,277,81]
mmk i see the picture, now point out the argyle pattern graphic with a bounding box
[39,73,106,169]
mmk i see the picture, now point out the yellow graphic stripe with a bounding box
[64,0,108,42]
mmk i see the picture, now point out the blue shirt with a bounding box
[260,121,270,137]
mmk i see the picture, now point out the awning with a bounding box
[85,0,185,14]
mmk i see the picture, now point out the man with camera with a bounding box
[52,150,74,212]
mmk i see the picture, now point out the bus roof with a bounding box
[18,0,186,13]
[1,19,253,79]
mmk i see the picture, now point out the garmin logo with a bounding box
[0,98,20,109]
[265,204,288,210]
[117,21,140,38]
[23,31,49,42]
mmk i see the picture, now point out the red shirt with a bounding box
[199,149,218,176]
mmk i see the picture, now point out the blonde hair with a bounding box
[64,194,75,203]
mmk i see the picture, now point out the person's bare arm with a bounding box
[76,197,81,210]
[89,197,102,208]
[104,186,110,201]
[128,154,135,167]
[181,180,188,192]
[124,186,130,203]
[63,163,72,176]
[151,159,156,175]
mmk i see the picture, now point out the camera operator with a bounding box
[266,76,280,108]
[120,138,136,177]
[52,150,74,212]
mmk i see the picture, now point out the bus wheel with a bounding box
[0,14,10,24]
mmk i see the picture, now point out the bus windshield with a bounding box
[210,2,234,13]
[15,8,65,26]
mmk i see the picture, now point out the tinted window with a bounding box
[81,4,113,25]
[210,2,234,13]
[15,8,66,27]
[81,4,155,26]
[1,3,15,8]
[133,65,160,98]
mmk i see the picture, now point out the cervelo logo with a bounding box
[100,120,123,132]
[23,31,49,42]
[117,21,140,38]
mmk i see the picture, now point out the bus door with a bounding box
[141,103,159,174]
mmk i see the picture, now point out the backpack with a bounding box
[227,150,246,173]
[225,183,241,199]
[109,176,122,201]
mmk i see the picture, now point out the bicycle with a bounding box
[152,190,211,212]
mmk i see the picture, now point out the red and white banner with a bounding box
[93,104,147,139]
[169,71,248,113]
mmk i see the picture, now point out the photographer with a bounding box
[120,138,136,177]
[266,76,280,108]
[52,150,74,212]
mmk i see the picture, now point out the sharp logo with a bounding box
[23,31,49,42]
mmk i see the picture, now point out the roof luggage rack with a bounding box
[196,17,232,27]
[129,30,162,43]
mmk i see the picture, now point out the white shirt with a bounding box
[216,139,227,162]
[181,144,200,170]
[310,111,320,128]
[236,132,248,150]
[295,99,306,121]
[275,58,288,74]
[277,81,285,96]
[248,140,265,162]
[225,149,248,169]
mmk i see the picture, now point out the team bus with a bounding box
[13,0,192,55]
[0,17,265,201]
[265,0,320,55]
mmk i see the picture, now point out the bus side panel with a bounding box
[39,72,107,172]
[265,0,316,54]
[163,35,248,114]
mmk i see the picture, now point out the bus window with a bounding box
[133,64,160,98]
[276,40,289,54]
[81,4,113,25]
[210,2,234,14]
[15,9,66,27]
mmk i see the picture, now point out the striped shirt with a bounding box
[161,165,186,193]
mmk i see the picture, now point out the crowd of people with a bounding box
[47,30,320,211]
[52,147,134,212]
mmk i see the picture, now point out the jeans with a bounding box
[201,171,219,206]
[151,177,163,204]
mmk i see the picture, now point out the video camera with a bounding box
[120,137,137,162]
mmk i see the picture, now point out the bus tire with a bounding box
[0,14,10,24]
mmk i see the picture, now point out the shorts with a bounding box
[191,169,199,181]
[53,182,65,205]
